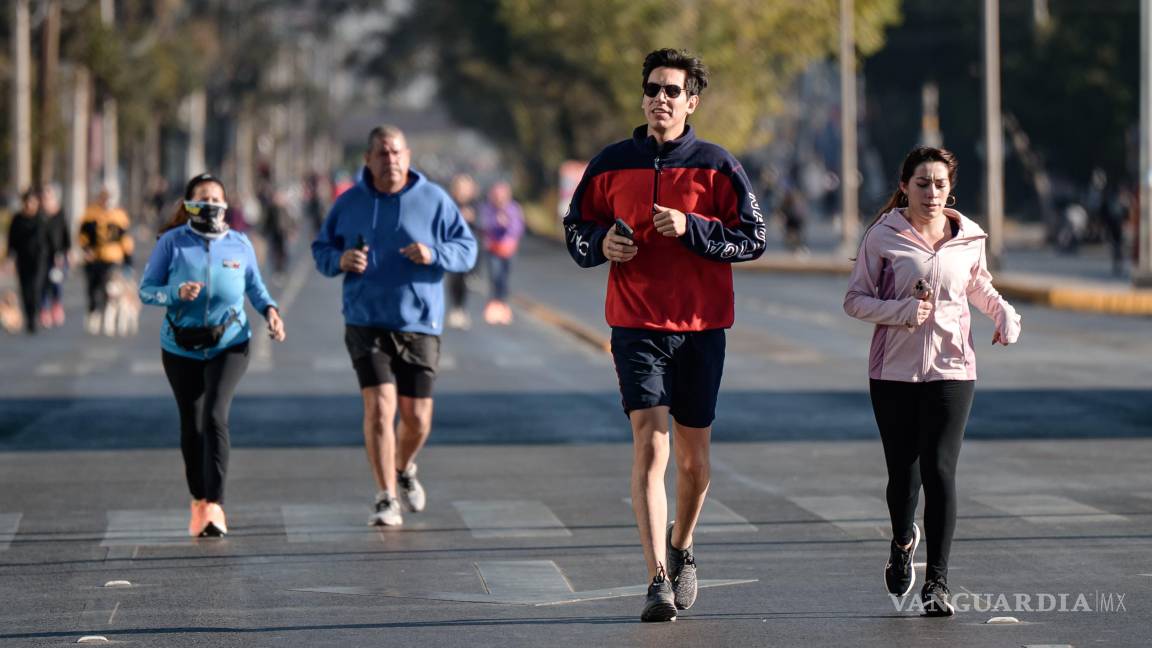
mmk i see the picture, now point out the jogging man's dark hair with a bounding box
[642,49,709,97]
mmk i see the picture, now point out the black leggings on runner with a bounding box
[162,343,250,503]
[869,379,975,583]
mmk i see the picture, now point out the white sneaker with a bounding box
[85,312,101,335]
[447,308,471,330]
[398,464,426,512]
[369,492,403,526]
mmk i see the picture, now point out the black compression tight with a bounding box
[869,379,975,583]
[162,343,250,503]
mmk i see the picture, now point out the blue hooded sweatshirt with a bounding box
[312,167,477,334]
[139,224,278,359]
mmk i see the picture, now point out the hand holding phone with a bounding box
[604,218,637,263]
[614,218,634,241]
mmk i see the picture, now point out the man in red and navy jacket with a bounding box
[563,48,766,623]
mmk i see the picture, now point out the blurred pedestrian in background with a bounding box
[446,173,481,329]
[778,181,809,255]
[844,146,1021,617]
[260,187,294,277]
[312,125,476,527]
[4,188,48,334]
[39,185,70,329]
[480,180,523,326]
[140,173,286,538]
[78,186,135,335]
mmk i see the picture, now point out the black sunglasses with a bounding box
[643,83,685,99]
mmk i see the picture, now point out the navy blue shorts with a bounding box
[610,327,726,428]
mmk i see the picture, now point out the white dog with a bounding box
[100,273,141,337]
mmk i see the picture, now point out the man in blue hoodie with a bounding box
[313,125,477,526]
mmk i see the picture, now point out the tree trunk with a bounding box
[12,0,33,194]
[37,0,62,187]
[68,65,91,239]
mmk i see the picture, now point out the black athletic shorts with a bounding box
[610,327,726,428]
[344,325,440,397]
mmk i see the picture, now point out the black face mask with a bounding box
[185,201,228,235]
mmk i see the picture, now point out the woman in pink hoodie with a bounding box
[844,146,1021,617]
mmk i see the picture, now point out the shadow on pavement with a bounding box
[0,389,1148,450]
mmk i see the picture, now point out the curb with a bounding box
[523,222,1152,317]
[736,256,1152,316]
[994,280,1152,316]
[510,294,611,354]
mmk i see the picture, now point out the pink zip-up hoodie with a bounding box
[844,208,1021,382]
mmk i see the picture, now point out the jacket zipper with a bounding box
[652,154,663,211]
[921,252,940,379]
[203,238,213,359]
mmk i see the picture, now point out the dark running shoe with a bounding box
[884,522,920,596]
[921,579,955,617]
[640,565,677,622]
[666,522,697,609]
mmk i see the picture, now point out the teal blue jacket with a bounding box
[139,225,277,359]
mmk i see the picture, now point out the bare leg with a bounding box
[630,406,671,579]
[396,396,434,471]
[361,384,398,496]
[671,421,711,549]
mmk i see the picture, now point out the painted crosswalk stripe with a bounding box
[789,495,889,540]
[130,360,164,375]
[0,513,21,551]
[478,560,574,598]
[282,505,377,543]
[454,500,571,538]
[101,509,188,546]
[973,494,1127,525]
[36,362,93,376]
[622,498,757,534]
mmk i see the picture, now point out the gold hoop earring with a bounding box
[946,195,956,207]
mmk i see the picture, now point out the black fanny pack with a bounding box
[167,309,240,351]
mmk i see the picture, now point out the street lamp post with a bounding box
[984,0,1005,270]
[1138,0,1152,286]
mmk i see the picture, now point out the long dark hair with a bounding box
[850,146,958,260]
[159,173,227,234]
[868,146,959,228]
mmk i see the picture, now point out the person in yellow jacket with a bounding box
[78,187,135,334]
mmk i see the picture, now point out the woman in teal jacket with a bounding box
[140,173,286,538]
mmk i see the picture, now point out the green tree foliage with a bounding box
[364,0,901,195]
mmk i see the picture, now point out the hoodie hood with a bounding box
[877,208,988,247]
[357,166,425,198]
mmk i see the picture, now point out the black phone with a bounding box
[614,218,634,241]
[355,234,368,251]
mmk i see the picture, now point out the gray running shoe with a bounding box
[666,521,697,610]
[640,565,677,622]
[370,492,403,527]
[398,464,426,513]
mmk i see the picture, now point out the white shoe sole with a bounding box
[884,522,921,597]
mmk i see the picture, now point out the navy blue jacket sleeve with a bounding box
[679,160,767,263]
[562,156,611,268]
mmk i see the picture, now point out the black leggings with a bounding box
[869,379,975,583]
[162,343,250,503]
